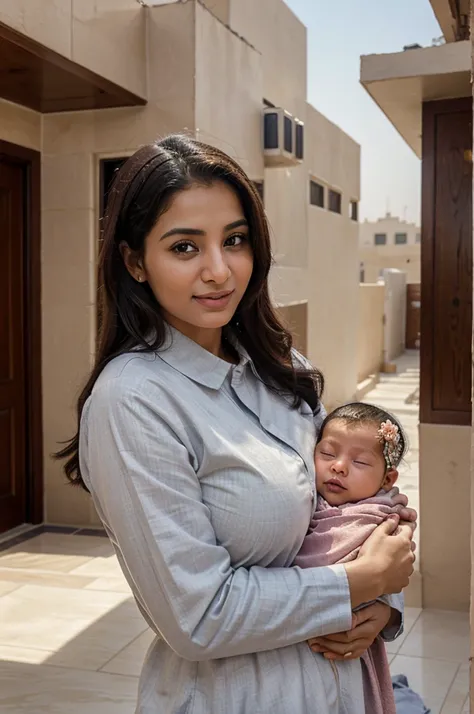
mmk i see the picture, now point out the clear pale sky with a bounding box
[284,0,442,225]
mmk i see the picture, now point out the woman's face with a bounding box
[124,181,254,345]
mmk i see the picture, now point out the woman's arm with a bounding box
[83,379,356,662]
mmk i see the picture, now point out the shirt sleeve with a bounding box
[378,592,404,641]
[81,379,353,662]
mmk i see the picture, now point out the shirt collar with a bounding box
[156,324,250,390]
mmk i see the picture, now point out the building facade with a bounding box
[359,213,421,284]
[360,0,472,624]
[0,0,360,532]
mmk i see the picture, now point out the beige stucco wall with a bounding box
[357,284,384,383]
[277,302,308,356]
[359,215,420,284]
[383,269,407,362]
[420,423,471,610]
[41,0,197,526]
[0,99,41,151]
[0,0,147,98]
[360,247,421,284]
[305,105,360,410]
[229,0,307,119]
[199,0,230,25]
[360,215,420,247]
[194,2,263,179]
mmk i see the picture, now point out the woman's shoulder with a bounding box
[90,350,183,409]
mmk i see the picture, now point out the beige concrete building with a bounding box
[0,0,360,533]
[360,0,472,623]
[359,213,421,284]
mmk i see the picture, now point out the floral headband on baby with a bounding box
[378,420,403,469]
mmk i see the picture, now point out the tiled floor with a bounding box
[0,530,470,713]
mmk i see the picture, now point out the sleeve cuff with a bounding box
[309,564,353,637]
[377,592,404,642]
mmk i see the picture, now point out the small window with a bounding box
[350,200,358,221]
[395,232,408,245]
[328,189,342,214]
[374,233,387,246]
[253,181,264,204]
[284,115,293,153]
[415,232,421,243]
[310,180,324,208]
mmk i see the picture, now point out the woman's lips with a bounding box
[193,290,235,309]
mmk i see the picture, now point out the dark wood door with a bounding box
[421,98,473,425]
[0,158,27,531]
[406,283,421,349]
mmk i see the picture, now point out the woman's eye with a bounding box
[225,233,247,247]
[172,241,197,255]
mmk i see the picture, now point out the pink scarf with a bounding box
[294,487,404,714]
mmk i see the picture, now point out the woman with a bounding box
[57,135,415,713]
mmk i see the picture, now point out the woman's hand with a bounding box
[308,602,392,660]
[344,519,415,607]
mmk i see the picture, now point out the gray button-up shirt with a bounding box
[80,326,403,714]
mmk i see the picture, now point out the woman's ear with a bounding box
[120,241,146,283]
[382,468,398,491]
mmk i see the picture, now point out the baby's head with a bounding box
[315,402,407,506]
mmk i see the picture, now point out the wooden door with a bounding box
[406,283,421,349]
[420,98,473,425]
[0,157,27,531]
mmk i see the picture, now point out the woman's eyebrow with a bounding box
[160,218,248,241]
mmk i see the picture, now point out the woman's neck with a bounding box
[164,315,228,360]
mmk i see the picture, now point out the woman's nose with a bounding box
[201,249,232,284]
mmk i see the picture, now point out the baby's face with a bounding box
[315,419,397,506]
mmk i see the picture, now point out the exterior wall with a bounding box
[229,0,307,119]
[199,0,230,25]
[277,302,308,356]
[360,215,421,284]
[194,2,263,179]
[41,1,196,526]
[383,269,407,363]
[360,246,420,284]
[357,284,384,383]
[305,105,360,410]
[420,423,471,610]
[0,0,147,98]
[0,99,41,151]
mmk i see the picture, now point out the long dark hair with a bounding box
[55,134,324,489]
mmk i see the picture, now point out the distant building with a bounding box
[359,213,420,284]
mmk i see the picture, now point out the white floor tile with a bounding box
[101,629,155,677]
[390,655,459,714]
[385,607,422,655]
[0,660,138,713]
[398,609,470,663]
[440,663,470,714]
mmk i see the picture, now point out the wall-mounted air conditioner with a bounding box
[263,107,304,167]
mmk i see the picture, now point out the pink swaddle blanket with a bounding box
[294,487,404,714]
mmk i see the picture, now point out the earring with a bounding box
[137,276,143,282]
